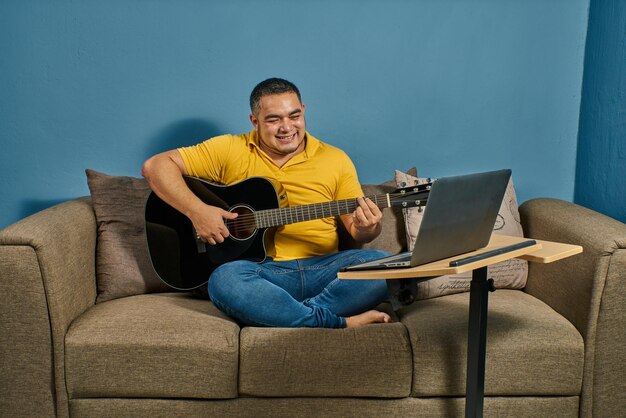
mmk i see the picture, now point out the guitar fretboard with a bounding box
[254,195,390,228]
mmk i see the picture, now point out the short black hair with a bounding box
[250,78,302,116]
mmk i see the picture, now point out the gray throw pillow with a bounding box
[86,169,172,303]
[337,167,417,255]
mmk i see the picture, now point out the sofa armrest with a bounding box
[0,197,97,417]
[519,198,626,417]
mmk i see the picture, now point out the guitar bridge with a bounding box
[192,227,207,254]
[196,239,207,254]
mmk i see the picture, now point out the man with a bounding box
[142,78,391,328]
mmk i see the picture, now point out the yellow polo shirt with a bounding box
[177,130,363,261]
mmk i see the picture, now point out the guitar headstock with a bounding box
[389,182,431,208]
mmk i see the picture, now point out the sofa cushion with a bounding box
[65,293,239,399]
[239,308,412,398]
[86,169,172,303]
[395,171,528,299]
[398,290,584,397]
[68,396,581,418]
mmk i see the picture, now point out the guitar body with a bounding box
[145,177,281,290]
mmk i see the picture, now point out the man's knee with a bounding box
[208,260,256,300]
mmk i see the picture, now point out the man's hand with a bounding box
[343,197,383,243]
[190,205,239,245]
[352,197,382,232]
[142,150,239,246]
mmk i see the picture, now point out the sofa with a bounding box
[1,178,624,418]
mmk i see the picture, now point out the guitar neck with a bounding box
[255,194,391,228]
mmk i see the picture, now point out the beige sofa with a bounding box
[1,183,624,417]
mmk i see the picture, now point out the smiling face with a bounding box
[249,92,306,166]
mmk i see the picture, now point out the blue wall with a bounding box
[575,0,626,223]
[1,0,589,229]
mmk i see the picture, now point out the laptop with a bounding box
[342,169,512,271]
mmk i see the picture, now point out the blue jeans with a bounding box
[207,249,389,328]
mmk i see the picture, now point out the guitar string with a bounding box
[220,191,428,229]
[222,190,427,223]
[222,192,427,226]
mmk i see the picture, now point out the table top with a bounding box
[338,234,583,280]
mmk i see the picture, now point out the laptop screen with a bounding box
[408,169,511,266]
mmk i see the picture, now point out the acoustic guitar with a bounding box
[145,176,430,290]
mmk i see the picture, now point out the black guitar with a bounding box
[145,176,431,290]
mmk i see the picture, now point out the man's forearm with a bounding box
[141,152,204,219]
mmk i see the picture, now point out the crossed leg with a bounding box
[207,249,391,328]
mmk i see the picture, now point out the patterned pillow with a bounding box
[395,170,528,300]
[86,169,173,303]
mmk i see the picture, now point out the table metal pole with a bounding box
[465,266,493,418]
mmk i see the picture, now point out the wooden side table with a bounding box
[338,234,582,418]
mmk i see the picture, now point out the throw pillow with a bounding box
[86,169,173,303]
[395,170,528,300]
[338,167,418,255]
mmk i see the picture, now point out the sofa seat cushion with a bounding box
[239,315,412,398]
[65,293,239,399]
[399,289,584,397]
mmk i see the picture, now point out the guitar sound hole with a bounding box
[228,205,257,240]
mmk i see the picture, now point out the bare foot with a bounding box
[345,310,392,328]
